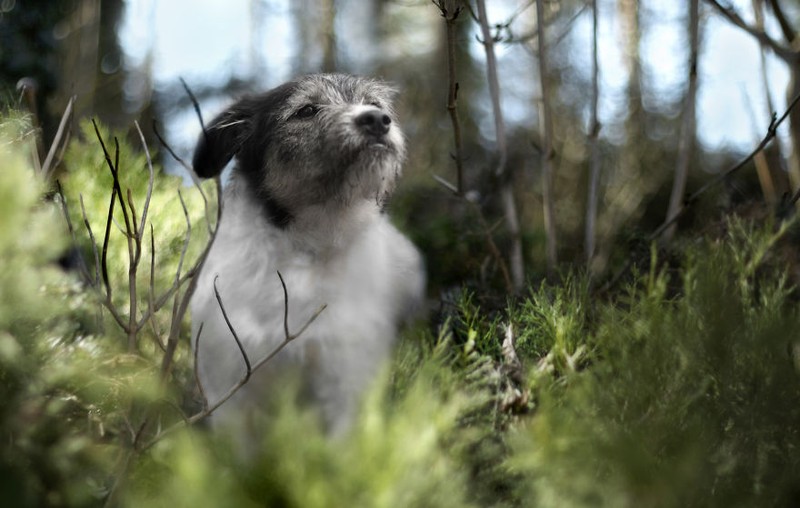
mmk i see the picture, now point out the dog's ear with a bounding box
[192,103,251,178]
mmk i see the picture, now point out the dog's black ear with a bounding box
[192,103,250,178]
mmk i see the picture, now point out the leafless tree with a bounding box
[705,0,800,196]
[662,0,700,243]
[475,0,525,291]
[585,0,602,271]
[536,0,558,276]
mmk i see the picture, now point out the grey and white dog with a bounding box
[190,74,425,436]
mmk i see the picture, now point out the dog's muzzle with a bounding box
[355,110,392,141]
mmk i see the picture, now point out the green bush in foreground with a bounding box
[1,113,799,507]
[513,236,800,507]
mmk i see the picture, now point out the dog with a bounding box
[190,74,425,437]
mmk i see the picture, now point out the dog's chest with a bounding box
[202,209,405,357]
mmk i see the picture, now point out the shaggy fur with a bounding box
[190,74,425,436]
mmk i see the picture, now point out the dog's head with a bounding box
[192,74,406,227]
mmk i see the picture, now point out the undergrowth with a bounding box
[1,113,799,507]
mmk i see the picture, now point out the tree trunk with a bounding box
[585,0,602,271]
[536,0,558,276]
[662,0,699,243]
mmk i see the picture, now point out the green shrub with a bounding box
[2,110,799,507]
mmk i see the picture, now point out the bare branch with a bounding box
[54,180,92,283]
[434,0,466,194]
[145,272,327,448]
[192,322,208,413]
[704,0,795,62]
[432,176,514,291]
[147,224,166,351]
[158,248,207,380]
[213,275,252,381]
[153,121,215,236]
[134,121,155,237]
[432,174,459,194]
[126,188,139,240]
[275,270,328,341]
[601,90,800,293]
[79,195,101,287]
[41,96,74,180]
[766,0,796,43]
[180,77,208,137]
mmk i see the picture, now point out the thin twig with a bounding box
[158,186,216,380]
[134,121,155,236]
[99,173,116,298]
[144,273,327,449]
[180,77,208,136]
[54,180,92,283]
[192,323,209,413]
[152,121,214,234]
[41,96,75,180]
[600,91,800,293]
[704,0,794,62]
[434,0,466,194]
[214,275,253,383]
[195,276,327,421]
[126,188,139,240]
[432,177,514,291]
[766,0,796,43]
[277,271,292,341]
[79,195,101,287]
[148,224,166,351]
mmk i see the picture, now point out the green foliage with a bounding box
[60,121,214,341]
[1,110,799,507]
[0,113,111,507]
[513,230,800,507]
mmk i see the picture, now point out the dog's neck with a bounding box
[224,176,380,257]
[286,200,380,256]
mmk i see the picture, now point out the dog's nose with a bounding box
[355,109,391,137]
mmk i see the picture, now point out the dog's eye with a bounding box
[294,104,319,119]
[369,101,381,109]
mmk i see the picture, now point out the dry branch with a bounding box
[704,0,794,61]
[145,272,327,449]
[41,96,75,180]
[601,91,800,293]
[213,275,252,382]
[433,0,466,194]
[766,0,796,42]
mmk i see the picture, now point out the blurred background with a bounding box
[1,0,797,290]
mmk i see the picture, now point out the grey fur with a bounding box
[193,73,406,226]
[190,74,425,438]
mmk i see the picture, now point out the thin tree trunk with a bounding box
[321,0,337,73]
[752,0,786,204]
[535,0,558,276]
[475,0,524,291]
[663,0,699,243]
[585,0,601,270]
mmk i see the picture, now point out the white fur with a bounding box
[191,176,425,435]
